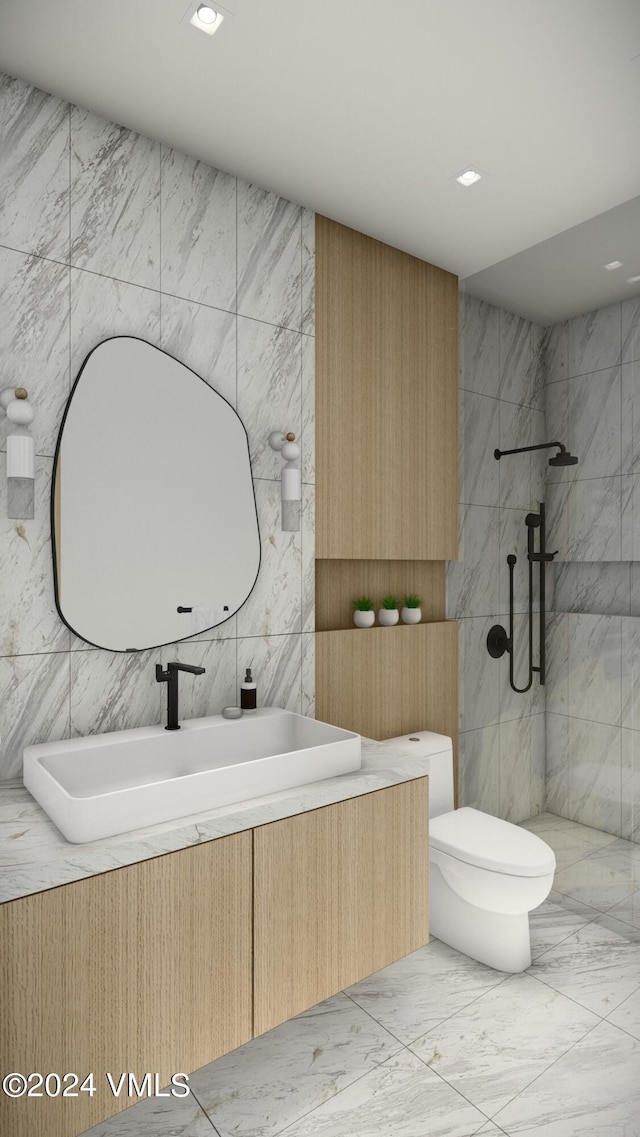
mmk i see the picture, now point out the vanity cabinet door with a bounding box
[253,777,429,1036]
[0,831,252,1137]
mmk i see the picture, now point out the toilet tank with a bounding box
[380,731,454,818]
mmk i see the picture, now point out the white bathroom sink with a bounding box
[23,708,361,844]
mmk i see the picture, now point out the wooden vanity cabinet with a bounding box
[0,832,253,1137]
[253,777,429,1035]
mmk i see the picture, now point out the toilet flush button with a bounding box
[408,737,420,741]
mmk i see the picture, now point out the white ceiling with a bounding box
[1,0,640,323]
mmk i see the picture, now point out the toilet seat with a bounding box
[429,807,556,878]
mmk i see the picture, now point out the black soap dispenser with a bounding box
[241,667,257,712]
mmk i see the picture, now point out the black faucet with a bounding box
[156,661,206,731]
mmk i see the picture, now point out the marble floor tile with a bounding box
[409,971,598,1118]
[551,851,636,912]
[344,939,506,1045]
[608,888,640,930]
[493,1019,640,1136]
[519,812,568,833]
[189,992,403,1137]
[529,913,640,1017]
[278,1049,488,1137]
[606,984,640,1040]
[528,890,600,959]
[531,829,599,871]
[78,1091,216,1136]
[545,816,619,847]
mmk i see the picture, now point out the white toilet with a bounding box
[382,731,556,973]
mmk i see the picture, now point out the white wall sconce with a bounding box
[1,387,36,519]
[268,430,301,531]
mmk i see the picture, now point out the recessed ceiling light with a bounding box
[455,168,482,187]
[604,260,623,270]
[189,4,224,34]
[627,275,640,284]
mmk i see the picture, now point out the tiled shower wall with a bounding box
[0,73,315,781]
[447,293,547,823]
[545,298,640,841]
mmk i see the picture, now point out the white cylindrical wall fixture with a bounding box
[7,430,35,478]
[281,465,301,501]
[268,429,302,531]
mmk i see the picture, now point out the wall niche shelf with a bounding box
[316,559,446,632]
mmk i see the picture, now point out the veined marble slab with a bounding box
[0,737,430,904]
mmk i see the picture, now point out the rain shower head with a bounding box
[548,448,579,467]
[494,441,579,467]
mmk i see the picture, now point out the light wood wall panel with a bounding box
[0,833,252,1137]
[253,779,429,1036]
[316,621,457,792]
[316,558,445,631]
[316,215,458,560]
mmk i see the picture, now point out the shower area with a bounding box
[449,293,640,845]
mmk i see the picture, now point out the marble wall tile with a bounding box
[622,296,640,365]
[567,613,621,725]
[0,652,70,779]
[281,1049,488,1137]
[301,632,315,718]
[237,635,302,713]
[302,485,315,634]
[499,401,530,509]
[569,366,621,480]
[459,294,500,397]
[621,359,640,473]
[69,266,161,379]
[569,301,622,377]
[622,618,640,731]
[190,992,402,1137]
[458,724,500,815]
[499,309,530,406]
[70,648,163,737]
[545,612,569,714]
[542,319,569,385]
[576,562,630,616]
[551,561,578,612]
[70,107,160,289]
[567,718,622,835]
[447,505,500,619]
[545,712,570,818]
[160,293,236,406]
[237,480,302,637]
[459,616,501,730]
[160,148,236,311]
[500,715,531,822]
[531,712,546,815]
[410,971,598,1119]
[237,179,302,330]
[621,728,640,843]
[547,477,622,562]
[301,330,315,483]
[0,75,69,263]
[530,323,547,411]
[0,248,70,456]
[0,456,68,656]
[622,473,640,561]
[173,637,237,719]
[631,563,640,616]
[544,378,569,484]
[459,390,500,506]
[493,1019,640,1137]
[530,407,547,506]
[301,206,315,336]
[237,317,302,479]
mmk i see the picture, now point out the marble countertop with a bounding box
[0,738,431,904]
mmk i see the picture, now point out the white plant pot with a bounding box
[378,608,399,626]
[401,607,422,624]
[353,610,375,628]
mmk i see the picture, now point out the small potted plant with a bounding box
[401,595,422,624]
[378,596,400,626]
[353,597,375,628]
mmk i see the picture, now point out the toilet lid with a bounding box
[430,807,556,877]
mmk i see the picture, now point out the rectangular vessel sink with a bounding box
[24,707,361,844]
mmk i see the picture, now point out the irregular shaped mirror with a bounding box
[53,337,260,651]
